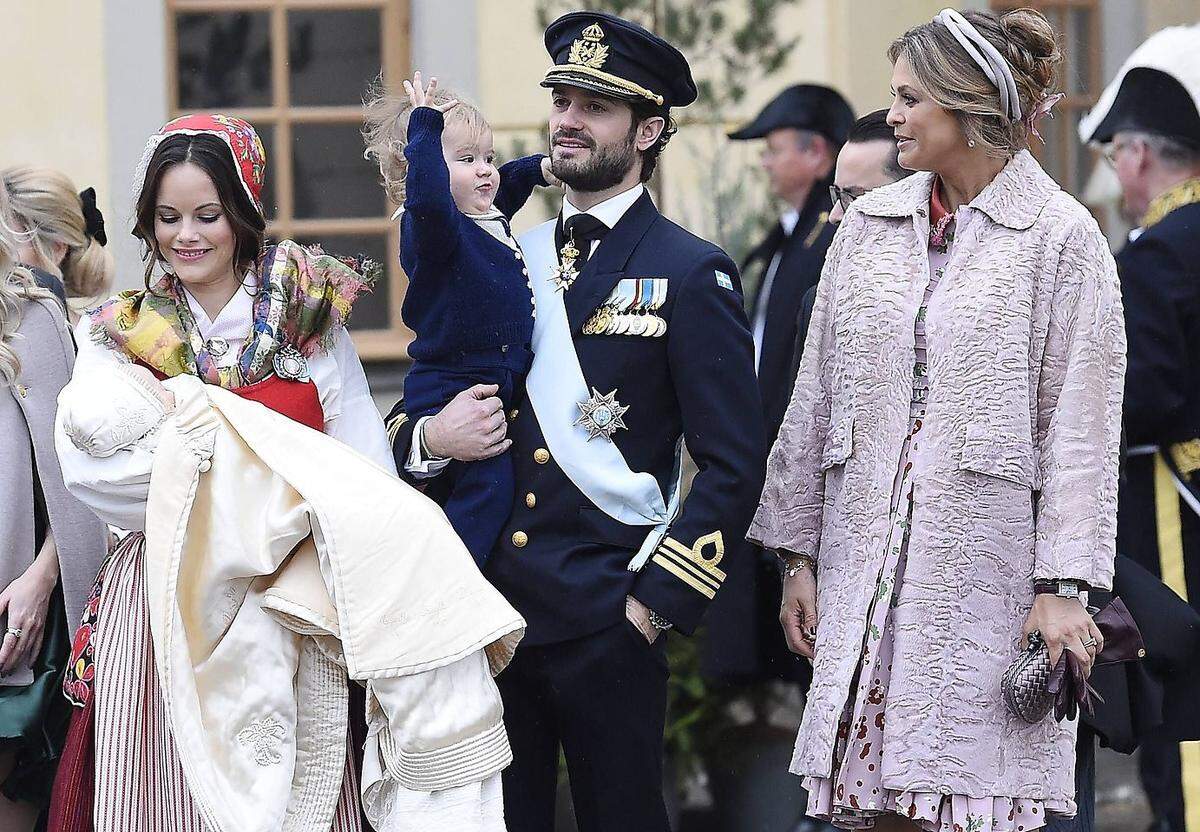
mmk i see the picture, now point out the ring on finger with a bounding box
[1082,637,1097,650]
[5,627,22,639]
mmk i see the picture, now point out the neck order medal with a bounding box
[551,237,581,291]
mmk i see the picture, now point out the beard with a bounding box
[550,126,639,193]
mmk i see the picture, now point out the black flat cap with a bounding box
[729,84,855,146]
[1088,67,1200,147]
[541,11,697,110]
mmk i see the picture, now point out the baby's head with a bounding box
[363,82,499,215]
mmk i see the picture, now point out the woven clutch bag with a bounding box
[1001,630,1055,724]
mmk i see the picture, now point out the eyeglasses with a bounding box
[828,184,864,211]
[1102,140,1132,168]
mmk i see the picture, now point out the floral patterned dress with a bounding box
[803,186,1069,832]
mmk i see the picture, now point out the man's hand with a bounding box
[625,596,661,644]
[423,384,510,461]
[780,561,818,660]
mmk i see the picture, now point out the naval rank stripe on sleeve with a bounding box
[651,540,723,599]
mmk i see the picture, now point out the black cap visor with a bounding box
[542,66,663,106]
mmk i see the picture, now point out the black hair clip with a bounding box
[79,187,107,246]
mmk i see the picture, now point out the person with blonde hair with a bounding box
[751,7,1125,830]
[0,172,107,831]
[2,167,114,321]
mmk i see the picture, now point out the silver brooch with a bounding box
[575,387,629,441]
[205,336,230,358]
[272,345,310,381]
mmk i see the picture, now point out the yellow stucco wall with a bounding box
[0,0,111,224]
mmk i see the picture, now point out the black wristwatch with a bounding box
[1034,578,1085,599]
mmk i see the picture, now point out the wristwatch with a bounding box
[1034,578,1084,599]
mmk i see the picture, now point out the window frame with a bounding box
[989,0,1103,200]
[165,0,412,360]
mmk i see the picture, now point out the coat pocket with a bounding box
[959,423,1039,490]
[578,507,651,550]
[820,414,854,471]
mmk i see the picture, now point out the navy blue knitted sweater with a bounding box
[400,107,545,364]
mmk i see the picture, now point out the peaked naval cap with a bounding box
[541,11,697,110]
[132,114,267,212]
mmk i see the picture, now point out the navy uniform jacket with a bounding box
[744,185,834,447]
[699,187,830,682]
[390,190,766,646]
[1117,200,1200,448]
[1108,196,1195,744]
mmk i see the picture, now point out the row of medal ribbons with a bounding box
[583,277,668,337]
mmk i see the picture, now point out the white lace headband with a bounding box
[935,8,1022,122]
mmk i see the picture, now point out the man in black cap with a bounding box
[1082,33,1200,832]
[728,84,853,446]
[384,10,765,830]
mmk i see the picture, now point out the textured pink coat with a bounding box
[748,151,1125,804]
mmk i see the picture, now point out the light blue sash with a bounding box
[520,220,681,570]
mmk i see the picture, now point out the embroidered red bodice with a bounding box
[144,366,325,432]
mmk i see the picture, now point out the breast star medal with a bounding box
[551,238,581,291]
[574,387,629,442]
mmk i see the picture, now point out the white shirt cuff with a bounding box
[405,416,452,478]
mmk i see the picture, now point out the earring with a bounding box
[968,139,977,148]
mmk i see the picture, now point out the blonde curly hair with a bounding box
[0,183,54,386]
[361,78,491,206]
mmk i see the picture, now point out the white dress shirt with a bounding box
[751,207,801,370]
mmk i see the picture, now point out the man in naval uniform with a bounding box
[385,11,765,830]
[728,83,853,448]
[1082,28,1200,832]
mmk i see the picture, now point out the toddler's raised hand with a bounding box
[403,71,459,115]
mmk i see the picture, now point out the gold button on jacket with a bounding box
[512,531,529,548]
[525,493,537,509]
[533,448,550,464]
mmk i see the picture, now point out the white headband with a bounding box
[935,8,1022,122]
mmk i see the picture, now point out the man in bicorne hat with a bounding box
[385,10,765,829]
[1081,24,1200,832]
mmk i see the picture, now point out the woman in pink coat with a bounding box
[748,8,1125,831]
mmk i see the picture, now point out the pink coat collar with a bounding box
[852,150,1061,231]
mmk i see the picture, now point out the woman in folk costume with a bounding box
[750,8,1125,832]
[46,114,524,832]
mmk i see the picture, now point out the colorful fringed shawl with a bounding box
[88,240,375,389]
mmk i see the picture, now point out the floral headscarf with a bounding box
[133,113,266,210]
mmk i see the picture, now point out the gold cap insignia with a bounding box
[568,23,609,70]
